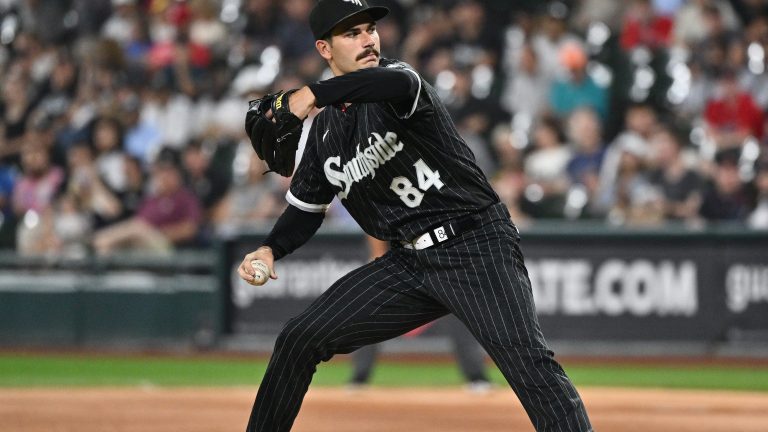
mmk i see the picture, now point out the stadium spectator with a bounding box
[620,0,674,51]
[181,139,231,217]
[242,0,280,45]
[523,116,572,218]
[594,135,663,225]
[12,142,64,255]
[490,123,527,176]
[500,43,551,120]
[445,68,497,176]
[571,0,627,32]
[15,0,73,44]
[648,127,704,221]
[275,0,316,61]
[370,0,406,58]
[699,149,753,220]
[490,126,531,227]
[212,150,284,230]
[70,0,113,38]
[1,69,35,165]
[92,152,202,254]
[91,115,130,193]
[188,0,228,49]
[24,111,59,167]
[621,103,660,144]
[64,141,123,228]
[117,155,147,221]
[566,108,606,206]
[704,69,764,149]
[678,59,716,120]
[500,12,535,86]
[103,0,141,45]
[36,51,79,140]
[120,12,153,68]
[142,77,196,150]
[400,8,452,77]
[674,0,740,49]
[457,114,496,177]
[530,1,581,80]
[147,24,211,97]
[120,95,163,164]
[48,191,93,258]
[692,3,743,77]
[11,142,63,218]
[549,41,608,120]
[0,0,767,253]
[598,104,659,203]
[448,0,500,68]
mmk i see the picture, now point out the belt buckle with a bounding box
[402,214,480,251]
[412,232,434,250]
[407,225,453,250]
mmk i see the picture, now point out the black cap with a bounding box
[309,0,389,40]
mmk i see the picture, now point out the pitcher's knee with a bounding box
[275,318,313,350]
[274,317,332,360]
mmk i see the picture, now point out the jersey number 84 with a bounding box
[389,159,444,208]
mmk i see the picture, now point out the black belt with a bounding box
[400,214,482,250]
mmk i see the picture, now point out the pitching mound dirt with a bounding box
[2,386,767,431]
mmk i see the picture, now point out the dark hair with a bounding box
[68,140,94,154]
[154,147,182,170]
[536,115,567,144]
[89,116,125,149]
[184,138,203,152]
[714,147,741,166]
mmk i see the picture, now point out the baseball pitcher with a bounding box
[238,1,593,430]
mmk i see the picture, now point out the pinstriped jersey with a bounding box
[287,58,499,241]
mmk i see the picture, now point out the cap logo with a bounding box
[310,0,388,40]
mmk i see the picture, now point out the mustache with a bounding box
[356,49,380,60]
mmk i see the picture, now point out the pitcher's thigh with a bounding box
[276,254,447,357]
[430,225,547,351]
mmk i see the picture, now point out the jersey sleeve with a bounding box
[286,118,335,213]
[380,59,432,120]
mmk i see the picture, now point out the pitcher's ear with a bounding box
[316,39,332,60]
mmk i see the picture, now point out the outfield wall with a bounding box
[223,225,768,348]
[0,251,221,348]
[1,225,767,352]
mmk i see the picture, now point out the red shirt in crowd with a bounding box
[704,92,765,140]
[137,187,202,229]
[620,15,674,50]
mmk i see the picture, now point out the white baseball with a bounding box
[250,260,270,286]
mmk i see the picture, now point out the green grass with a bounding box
[1,354,767,392]
[548,364,768,392]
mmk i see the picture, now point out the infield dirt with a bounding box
[2,386,767,431]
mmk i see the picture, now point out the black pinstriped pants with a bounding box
[246,203,593,432]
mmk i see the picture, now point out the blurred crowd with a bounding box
[1,0,768,256]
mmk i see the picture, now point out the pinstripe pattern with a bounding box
[288,59,498,242]
[246,205,593,432]
[248,58,591,431]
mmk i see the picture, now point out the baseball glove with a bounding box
[245,89,303,177]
